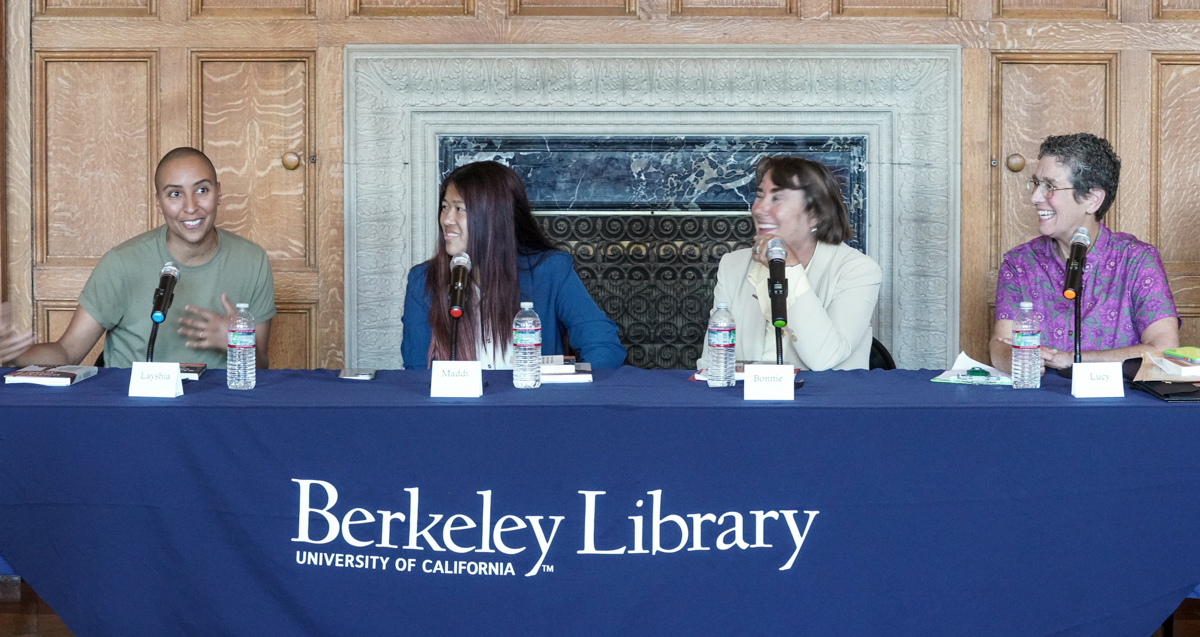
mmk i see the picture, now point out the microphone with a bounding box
[449,253,471,319]
[1062,227,1091,300]
[150,262,180,324]
[766,238,789,329]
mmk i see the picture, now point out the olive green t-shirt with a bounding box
[78,226,276,369]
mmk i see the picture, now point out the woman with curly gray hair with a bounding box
[990,133,1179,374]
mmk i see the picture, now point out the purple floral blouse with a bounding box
[994,224,1178,351]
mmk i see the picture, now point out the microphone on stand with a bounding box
[147,262,180,362]
[1062,227,1091,366]
[1062,227,1091,301]
[151,262,180,324]
[766,238,789,329]
[449,253,472,319]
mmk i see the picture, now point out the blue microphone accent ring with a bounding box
[152,311,165,324]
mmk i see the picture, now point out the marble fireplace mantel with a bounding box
[344,44,961,370]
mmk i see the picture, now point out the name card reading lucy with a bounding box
[430,361,483,398]
[1071,361,1125,398]
[743,364,795,401]
[128,362,183,398]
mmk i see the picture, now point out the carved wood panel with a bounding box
[996,0,1114,18]
[193,53,314,270]
[194,51,318,369]
[352,0,473,16]
[991,54,1116,270]
[36,0,153,18]
[270,303,314,369]
[1152,56,1200,269]
[191,0,312,18]
[1155,0,1200,17]
[510,0,632,15]
[673,0,790,17]
[834,0,952,17]
[35,52,157,267]
[38,301,103,365]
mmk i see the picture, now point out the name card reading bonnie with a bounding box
[129,362,183,398]
[430,361,483,398]
[743,364,795,401]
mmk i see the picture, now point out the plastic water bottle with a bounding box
[513,302,541,389]
[227,303,256,390]
[1011,301,1041,389]
[707,302,737,387]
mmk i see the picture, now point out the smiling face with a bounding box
[1030,155,1101,249]
[751,170,817,253]
[156,154,221,263]
[440,182,469,257]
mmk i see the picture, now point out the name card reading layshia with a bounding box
[430,361,483,398]
[128,362,183,398]
[1071,361,1125,398]
[743,364,795,401]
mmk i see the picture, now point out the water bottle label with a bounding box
[708,326,735,348]
[513,327,541,347]
[1012,329,1040,349]
[228,329,256,348]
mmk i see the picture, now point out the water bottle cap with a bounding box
[715,302,729,310]
[520,301,533,309]
[236,303,249,309]
[1019,301,1032,310]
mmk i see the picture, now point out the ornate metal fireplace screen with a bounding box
[439,135,867,370]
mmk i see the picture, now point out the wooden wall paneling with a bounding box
[191,0,314,19]
[990,53,1117,271]
[193,50,319,367]
[1,0,6,303]
[672,0,792,17]
[833,0,953,18]
[5,0,33,331]
[351,0,474,16]
[37,300,103,365]
[1154,0,1200,19]
[192,51,316,270]
[996,0,1114,19]
[314,45,343,369]
[36,0,154,18]
[34,51,158,270]
[270,302,316,368]
[960,47,992,363]
[510,0,633,16]
[1151,54,1200,269]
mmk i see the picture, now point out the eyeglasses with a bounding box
[1026,177,1075,197]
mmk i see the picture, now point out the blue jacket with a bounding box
[401,251,626,369]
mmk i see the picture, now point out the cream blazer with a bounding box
[705,242,882,371]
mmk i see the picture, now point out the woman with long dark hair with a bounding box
[401,161,626,369]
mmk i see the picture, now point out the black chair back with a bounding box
[869,338,896,370]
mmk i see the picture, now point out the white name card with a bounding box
[430,361,483,398]
[128,362,183,398]
[743,364,795,401]
[1071,361,1125,398]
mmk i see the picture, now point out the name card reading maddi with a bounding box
[743,364,795,401]
[1071,361,1125,398]
[128,362,183,398]
[430,361,483,398]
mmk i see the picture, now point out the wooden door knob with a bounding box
[1005,153,1026,172]
[282,152,301,170]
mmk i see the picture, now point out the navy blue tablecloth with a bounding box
[0,367,1197,636]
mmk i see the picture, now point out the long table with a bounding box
[0,367,1197,636]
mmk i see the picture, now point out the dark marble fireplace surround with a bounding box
[344,45,962,370]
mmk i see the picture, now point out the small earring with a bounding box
[810,227,817,233]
